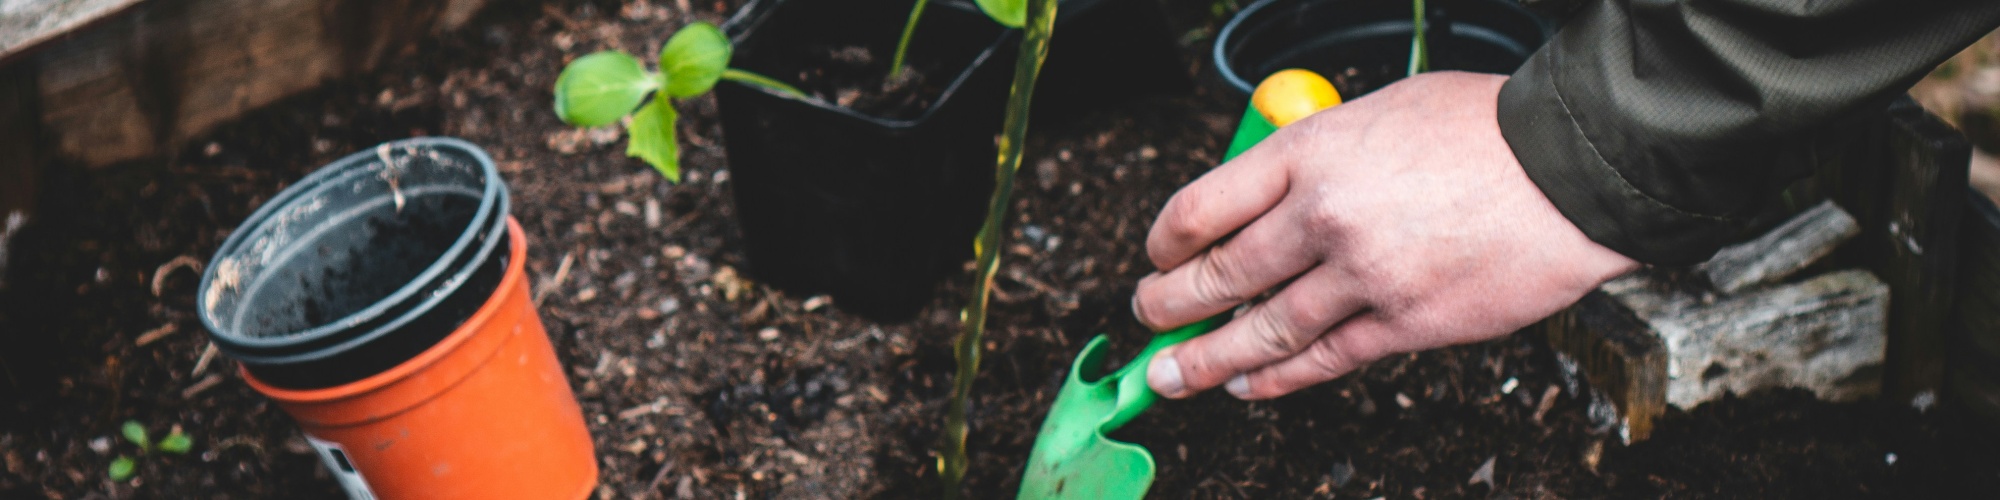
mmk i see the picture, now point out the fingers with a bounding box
[1147,265,1365,398]
[1145,144,1291,271]
[1132,203,1318,331]
[1224,316,1393,400]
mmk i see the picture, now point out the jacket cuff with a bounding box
[1497,49,1745,266]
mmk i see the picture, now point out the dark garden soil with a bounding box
[782,43,947,120]
[5,1,2000,498]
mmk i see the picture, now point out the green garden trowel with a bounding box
[1018,69,1342,500]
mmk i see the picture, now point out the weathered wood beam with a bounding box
[1606,269,1889,409]
[0,0,144,63]
[1782,98,1971,399]
[4,0,489,168]
[1700,200,1859,294]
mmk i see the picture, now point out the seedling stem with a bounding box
[939,0,1056,497]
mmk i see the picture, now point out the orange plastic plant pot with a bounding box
[243,218,598,500]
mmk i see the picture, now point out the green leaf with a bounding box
[627,99,681,182]
[158,430,192,454]
[554,51,659,127]
[108,456,135,481]
[975,0,1026,27]
[120,420,150,452]
[660,22,732,98]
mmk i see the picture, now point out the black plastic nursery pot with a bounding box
[197,137,510,390]
[714,0,1182,322]
[1215,0,1551,100]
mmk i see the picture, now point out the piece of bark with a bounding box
[7,0,489,167]
[1539,290,1667,442]
[1603,269,1889,409]
[0,0,142,62]
[1700,200,1858,294]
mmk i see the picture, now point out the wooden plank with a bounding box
[1780,98,1971,400]
[1875,101,1971,399]
[0,61,38,289]
[1700,200,1859,294]
[0,0,143,62]
[9,0,489,168]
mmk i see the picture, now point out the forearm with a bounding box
[1500,0,2000,264]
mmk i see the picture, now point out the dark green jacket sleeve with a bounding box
[1498,0,2000,265]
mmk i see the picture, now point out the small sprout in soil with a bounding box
[158,429,193,455]
[108,456,136,482]
[120,420,150,453]
[107,421,194,481]
[553,22,801,182]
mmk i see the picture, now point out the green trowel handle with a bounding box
[1103,315,1224,430]
[1110,83,1314,414]
[1222,104,1278,163]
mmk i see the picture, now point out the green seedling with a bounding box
[938,0,1053,497]
[107,420,193,482]
[1408,0,1430,76]
[552,22,802,182]
[889,0,1029,78]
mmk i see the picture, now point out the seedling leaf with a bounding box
[660,22,732,99]
[159,431,192,454]
[720,69,806,98]
[108,456,135,481]
[627,99,681,182]
[975,0,1027,27]
[120,420,150,452]
[554,51,659,127]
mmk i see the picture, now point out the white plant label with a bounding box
[305,435,379,500]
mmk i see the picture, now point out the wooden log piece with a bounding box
[1603,269,1889,409]
[4,0,489,168]
[1700,200,1859,294]
[1538,290,1668,442]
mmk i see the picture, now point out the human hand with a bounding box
[1135,71,1640,400]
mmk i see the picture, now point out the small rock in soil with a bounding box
[1911,390,1937,412]
[1329,460,1355,488]
[802,295,831,312]
[1469,456,1496,487]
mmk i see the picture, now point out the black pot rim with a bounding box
[196,137,508,363]
[1213,0,1551,96]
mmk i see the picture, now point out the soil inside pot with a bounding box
[786,45,946,120]
[257,190,481,335]
[731,0,1005,121]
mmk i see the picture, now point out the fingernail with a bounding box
[1225,374,1251,399]
[1130,284,1157,330]
[1149,354,1186,397]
